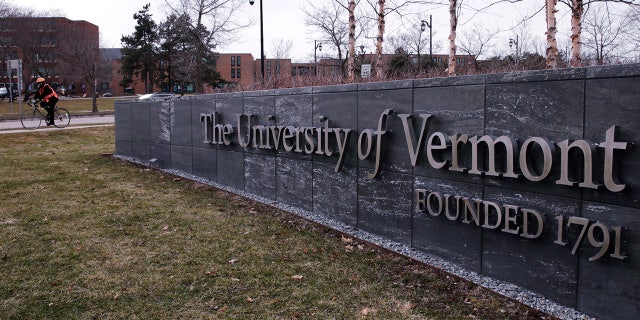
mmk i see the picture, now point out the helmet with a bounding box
[36,77,45,83]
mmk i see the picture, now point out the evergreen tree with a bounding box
[120,3,158,93]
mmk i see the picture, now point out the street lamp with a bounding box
[509,35,519,65]
[249,0,265,84]
[420,15,433,66]
[314,40,322,76]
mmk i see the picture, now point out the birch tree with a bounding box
[546,0,560,68]
[559,0,639,67]
[447,0,460,76]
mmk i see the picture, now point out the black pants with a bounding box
[41,101,56,124]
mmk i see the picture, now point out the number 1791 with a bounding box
[554,216,625,261]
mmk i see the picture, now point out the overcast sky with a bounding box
[15,0,591,63]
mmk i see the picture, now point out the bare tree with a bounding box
[165,0,248,92]
[458,23,496,72]
[57,23,101,111]
[582,4,628,64]
[270,38,292,87]
[304,0,350,76]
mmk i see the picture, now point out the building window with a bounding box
[236,56,241,67]
[231,56,236,66]
[267,61,271,71]
[237,68,241,78]
[231,68,236,78]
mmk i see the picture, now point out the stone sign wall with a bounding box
[115,64,640,320]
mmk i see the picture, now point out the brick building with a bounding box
[0,17,99,95]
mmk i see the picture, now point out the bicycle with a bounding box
[20,99,71,130]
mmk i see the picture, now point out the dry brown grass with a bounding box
[0,126,556,319]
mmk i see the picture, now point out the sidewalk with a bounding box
[0,114,114,134]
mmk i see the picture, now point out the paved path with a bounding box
[0,115,114,134]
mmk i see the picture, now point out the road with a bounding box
[0,114,114,134]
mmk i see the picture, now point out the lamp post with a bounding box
[314,40,322,76]
[420,15,433,66]
[509,35,519,65]
[249,0,265,84]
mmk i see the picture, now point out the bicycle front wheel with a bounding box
[20,109,44,130]
[53,108,71,128]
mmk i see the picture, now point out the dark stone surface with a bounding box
[150,143,171,169]
[313,162,358,227]
[114,103,131,142]
[245,153,276,200]
[149,103,171,145]
[584,76,640,209]
[132,142,150,162]
[275,93,313,160]
[115,64,640,320]
[191,98,216,148]
[171,100,193,147]
[312,91,358,168]
[243,95,276,156]
[484,79,585,199]
[481,187,581,307]
[412,84,485,184]
[216,149,244,191]
[578,202,640,320]
[115,140,132,158]
[216,97,243,152]
[357,88,413,174]
[412,176,483,271]
[171,145,192,174]
[130,102,149,143]
[486,67,585,83]
[192,147,217,181]
[357,169,413,245]
[276,157,312,211]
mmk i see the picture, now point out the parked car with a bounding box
[137,92,179,101]
[0,85,18,101]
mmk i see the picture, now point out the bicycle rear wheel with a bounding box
[53,108,71,128]
[20,109,44,130]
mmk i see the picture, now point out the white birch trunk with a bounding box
[375,0,386,79]
[570,0,584,67]
[448,0,458,76]
[545,0,559,69]
[348,1,356,82]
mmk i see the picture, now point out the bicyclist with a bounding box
[25,78,59,126]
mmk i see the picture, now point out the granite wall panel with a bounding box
[313,162,358,227]
[114,64,640,320]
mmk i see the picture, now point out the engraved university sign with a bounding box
[115,64,640,320]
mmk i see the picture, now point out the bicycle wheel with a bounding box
[53,108,71,128]
[20,109,44,130]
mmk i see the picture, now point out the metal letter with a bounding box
[449,134,469,172]
[427,132,448,169]
[426,191,443,217]
[600,125,628,192]
[398,113,433,166]
[333,128,352,172]
[556,139,599,189]
[519,137,553,182]
[520,208,544,239]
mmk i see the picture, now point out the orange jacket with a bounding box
[35,83,58,102]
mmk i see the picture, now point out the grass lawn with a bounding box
[0,127,555,319]
[0,96,130,118]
